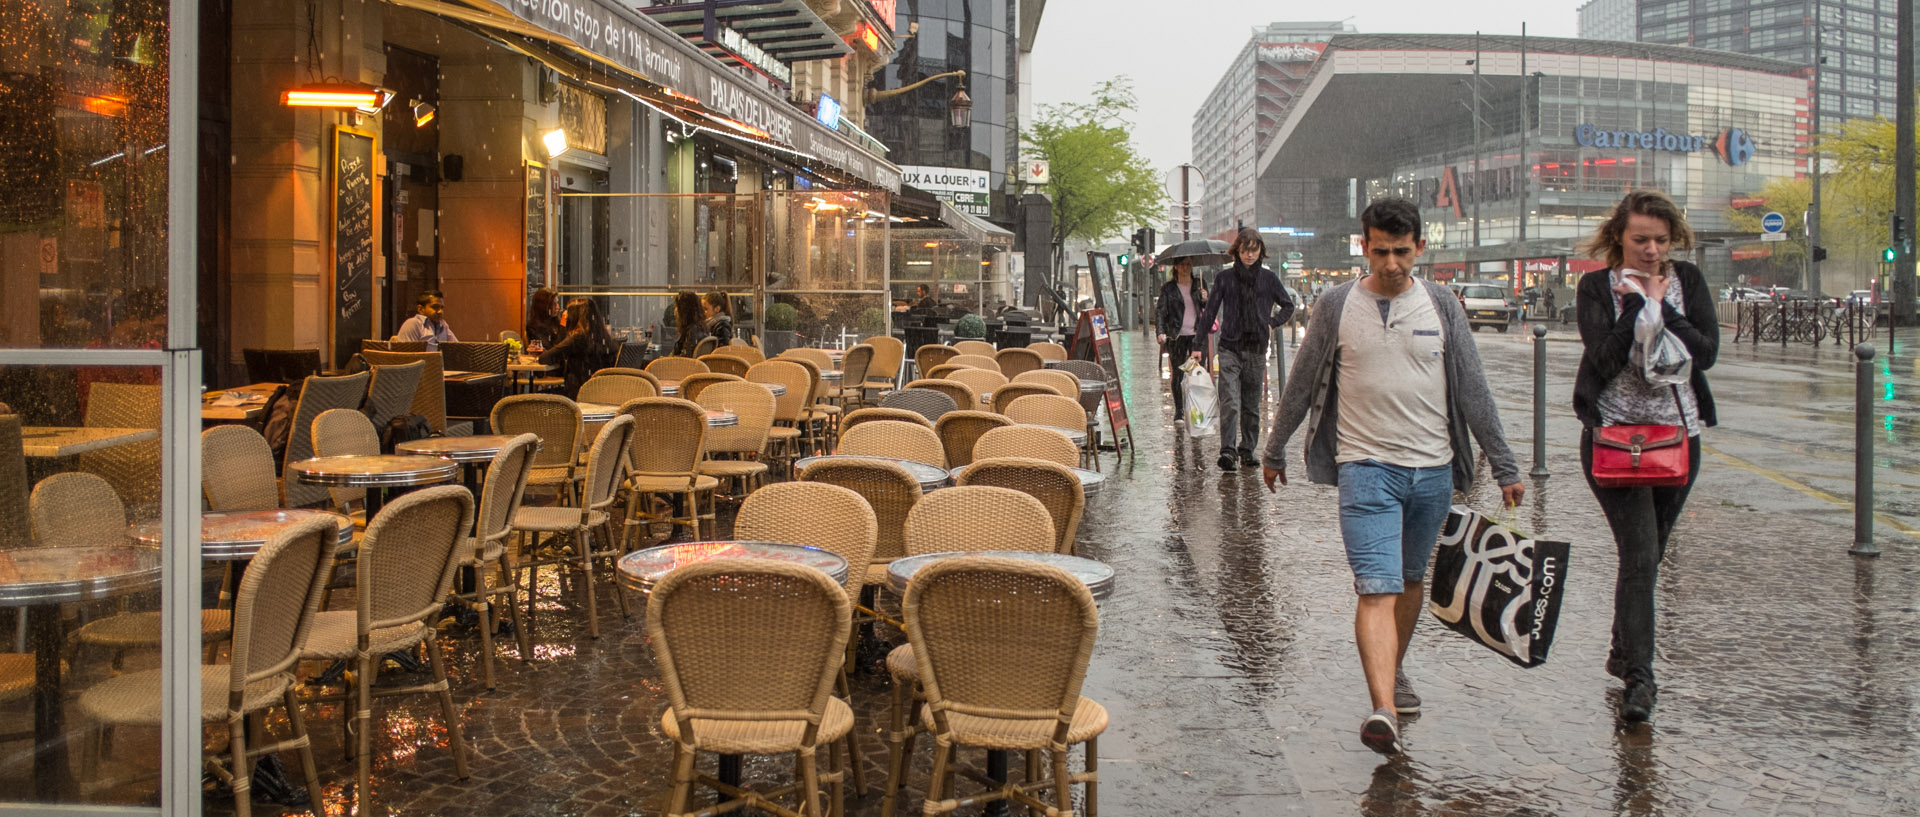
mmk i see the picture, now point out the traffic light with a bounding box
[1812,245,1828,263]
[1887,246,1900,263]
[1890,214,1907,263]
[1117,252,1131,267]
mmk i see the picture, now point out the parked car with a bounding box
[1456,283,1517,332]
[1847,290,1876,305]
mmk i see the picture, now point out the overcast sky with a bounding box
[1028,1,1585,179]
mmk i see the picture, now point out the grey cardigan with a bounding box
[1260,279,1521,491]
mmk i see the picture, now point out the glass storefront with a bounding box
[870,0,1014,222]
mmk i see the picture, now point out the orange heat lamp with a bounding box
[282,81,383,109]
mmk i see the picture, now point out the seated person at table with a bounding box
[539,298,616,398]
[524,287,563,351]
[912,284,938,311]
[669,290,706,357]
[395,290,457,350]
[702,291,734,346]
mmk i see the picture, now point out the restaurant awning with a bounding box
[938,202,1014,247]
[639,0,853,71]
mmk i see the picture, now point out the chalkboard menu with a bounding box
[526,162,548,286]
[1070,307,1135,461]
[332,127,377,365]
[1087,252,1125,329]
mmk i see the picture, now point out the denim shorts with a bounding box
[1337,460,1455,595]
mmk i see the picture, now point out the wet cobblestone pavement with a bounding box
[23,323,1920,815]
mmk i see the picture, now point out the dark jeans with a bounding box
[1215,346,1267,457]
[1580,429,1702,685]
[1167,334,1194,417]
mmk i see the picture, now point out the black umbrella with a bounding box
[1153,239,1232,266]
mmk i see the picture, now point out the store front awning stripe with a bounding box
[638,0,850,62]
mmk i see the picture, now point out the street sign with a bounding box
[1287,251,1303,259]
[1760,232,1788,242]
[1022,159,1050,184]
[1761,212,1786,233]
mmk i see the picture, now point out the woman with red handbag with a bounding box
[1572,190,1719,724]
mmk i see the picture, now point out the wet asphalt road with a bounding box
[43,321,1920,815]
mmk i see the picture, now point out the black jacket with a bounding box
[1572,261,1718,429]
[540,328,615,398]
[1156,278,1207,338]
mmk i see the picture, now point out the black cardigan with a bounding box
[1155,278,1206,338]
[1572,260,1718,429]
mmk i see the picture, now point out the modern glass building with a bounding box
[868,0,1019,224]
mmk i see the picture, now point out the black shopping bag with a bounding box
[1428,505,1570,668]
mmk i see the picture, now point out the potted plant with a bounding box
[763,302,799,355]
[954,313,987,343]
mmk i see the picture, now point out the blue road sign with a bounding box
[1762,212,1786,233]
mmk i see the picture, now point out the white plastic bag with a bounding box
[1621,270,1692,386]
[1181,360,1219,432]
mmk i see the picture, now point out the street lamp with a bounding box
[870,69,972,128]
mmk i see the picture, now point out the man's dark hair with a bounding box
[1360,198,1422,241]
[416,290,444,308]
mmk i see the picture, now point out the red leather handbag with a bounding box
[1589,423,1689,487]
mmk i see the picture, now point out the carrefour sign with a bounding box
[1573,124,1753,166]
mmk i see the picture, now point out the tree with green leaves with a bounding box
[1022,78,1165,247]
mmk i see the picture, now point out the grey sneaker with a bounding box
[1360,707,1402,754]
[1393,669,1421,715]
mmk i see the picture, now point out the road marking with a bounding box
[1701,442,1920,540]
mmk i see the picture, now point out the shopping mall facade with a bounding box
[1254,34,1812,293]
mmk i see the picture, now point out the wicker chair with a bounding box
[933,411,1012,469]
[1005,394,1090,439]
[879,488,1056,817]
[437,340,512,425]
[363,360,426,432]
[693,336,719,358]
[747,360,812,469]
[946,354,1000,372]
[300,486,474,814]
[491,395,584,502]
[578,373,657,406]
[201,425,281,511]
[0,415,31,550]
[710,344,766,365]
[695,381,777,496]
[613,343,651,370]
[597,366,664,391]
[863,335,906,389]
[735,482,875,602]
[279,372,371,509]
[905,379,977,413]
[798,458,921,599]
[781,356,838,455]
[994,348,1045,380]
[900,557,1105,817]
[450,433,538,689]
[358,350,469,435]
[921,363,968,381]
[973,426,1080,469]
[782,347,836,373]
[77,383,161,518]
[647,356,710,381]
[242,348,324,385]
[619,398,716,543]
[838,420,947,469]
[513,416,634,640]
[676,372,743,404]
[698,354,751,378]
[952,341,997,357]
[311,409,383,516]
[1027,341,1069,362]
[363,339,427,353]
[914,345,961,380]
[648,561,855,817]
[840,344,877,410]
[943,368,1007,399]
[843,407,934,433]
[878,388,958,424]
[991,383,1062,415]
[77,514,339,817]
[1013,369,1080,399]
[958,457,1085,554]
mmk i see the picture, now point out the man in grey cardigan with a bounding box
[1260,198,1524,754]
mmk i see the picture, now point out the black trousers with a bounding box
[1580,429,1702,685]
[1166,334,1195,417]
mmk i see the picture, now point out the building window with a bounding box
[1644,21,1689,41]
[1749,6,1792,27]
[1845,96,1875,118]
[1696,13,1739,34]
[1640,1,1691,24]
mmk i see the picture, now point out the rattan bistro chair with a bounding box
[902,557,1105,817]
[1027,341,1069,362]
[363,360,426,433]
[905,379,976,413]
[934,411,1013,469]
[878,389,957,425]
[1005,394,1096,469]
[974,426,1080,470]
[994,347,1045,380]
[943,368,1007,400]
[77,383,161,517]
[748,359,813,470]
[1013,369,1081,400]
[879,489,1055,817]
[710,344,766,365]
[863,335,906,390]
[647,355,710,381]
[281,374,371,509]
[598,366,663,390]
[838,420,946,469]
[450,433,538,689]
[312,409,383,518]
[696,381,777,497]
[578,373,657,406]
[202,426,281,511]
[699,354,751,378]
[839,344,877,411]
[842,407,933,433]
[300,486,475,812]
[513,416,635,640]
[952,341,997,357]
[76,514,339,817]
[990,383,1061,415]
[620,398,717,543]
[357,349,467,435]
[649,561,856,817]
[946,353,1000,372]
[958,457,1085,555]
[677,371,743,403]
[914,345,961,380]
[491,394,584,502]
[798,458,921,616]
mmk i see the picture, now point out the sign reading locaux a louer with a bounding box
[901,166,991,215]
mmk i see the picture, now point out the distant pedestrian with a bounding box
[1261,197,1522,754]
[1191,227,1294,471]
[702,291,734,346]
[1156,259,1207,422]
[1572,190,1718,724]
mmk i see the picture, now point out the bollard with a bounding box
[1531,324,1550,478]
[1851,343,1878,557]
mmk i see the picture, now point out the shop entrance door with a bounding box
[556,165,611,290]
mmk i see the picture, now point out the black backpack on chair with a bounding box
[379,413,438,455]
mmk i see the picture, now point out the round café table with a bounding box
[397,435,542,497]
[658,380,680,396]
[947,462,1105,499]
[820,370,843,383]
[0,545,163,799]
[577,404,737,427]
[616,540,849,792]
[129,509,355,561]
[288,454,457,519]
[794,455,950,492]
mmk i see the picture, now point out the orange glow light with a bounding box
[282,82,382,109]
[79,95,128,117]
[854,23,881,53]
[922,242,940,248]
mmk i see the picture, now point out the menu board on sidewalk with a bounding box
[526,161,548,286]
[1070,308,1134,460]
[332,126,378,365]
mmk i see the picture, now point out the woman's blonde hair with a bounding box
[1577,190,1695,270]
